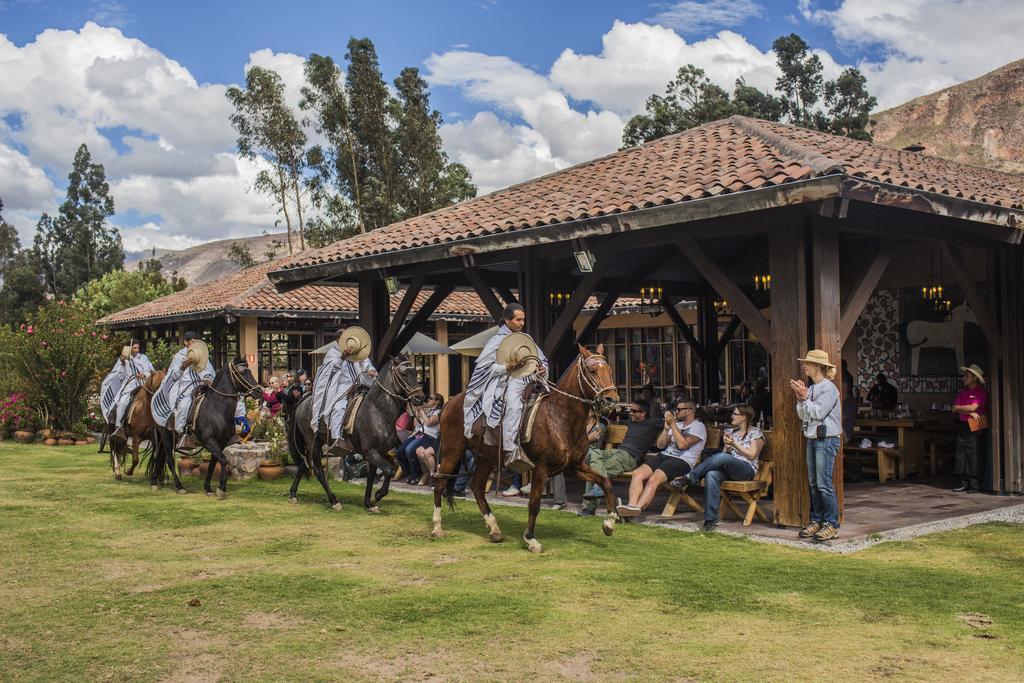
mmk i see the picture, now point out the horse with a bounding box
[147,357,261,497]
[109,369,165,480]
[430,344,619,553]
[289,354,425,511]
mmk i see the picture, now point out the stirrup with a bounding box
[110,426,127,442]
[503,447,534,474]
[326,437,352,458]
[176,432,200,452]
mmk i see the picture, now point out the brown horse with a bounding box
[110,370,165,480]
[430,344,620,552]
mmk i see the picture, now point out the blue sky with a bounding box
[1,0,1021,251]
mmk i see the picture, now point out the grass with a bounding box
[1,442,1023,682]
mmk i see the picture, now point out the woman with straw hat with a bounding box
[952,364,988,492]
[790,349,842,542]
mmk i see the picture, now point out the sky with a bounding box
[1,0,1022,253]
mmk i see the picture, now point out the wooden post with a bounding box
[520,249,554,368]
[435,321,450,399]
[769,225,809,527]
[810,224,844,518]
[358,271,389,353]
[239,316,259,381]
[999,249,1024,492]
[699,296,721,404]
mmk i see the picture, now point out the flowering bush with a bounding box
[8,301,118,430]
[0,393,39,433]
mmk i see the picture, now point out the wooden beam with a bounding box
[675,237,772,346]
[839,242,895,345]
[941,242,1003,355]
[391,285,455,355]
[463,265,505,324]
[358,271,389,354]
[769,224,809,527]
[999,249,1024,492]
[661,296,705,362]
[497,287,518,305]
[575,288,621,347]
[375,274,425,365]
[715,315,742,356]
[542,255,610,357]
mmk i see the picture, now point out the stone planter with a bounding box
[223,441,270,481]
[257,460,284,481]
[13,430,36,444]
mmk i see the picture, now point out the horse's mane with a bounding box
[144,370,165,392]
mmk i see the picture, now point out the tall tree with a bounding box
[392,67,476,217]
[772,33,825,129]
[227,67,308,253]
[824,68,877,141]
[0,199,46,325]
[345,37,397,230]
[0,199,19,277]
[32,145,123,300]
[226,242,257,268]
[622,65,734,148]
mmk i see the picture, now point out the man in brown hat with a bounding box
[311,326,377,457]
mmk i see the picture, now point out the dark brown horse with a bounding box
[431,344,619,552]
[109,370,165,480]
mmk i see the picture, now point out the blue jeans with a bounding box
[686,452,756,522]
[806,437,840,526]
[397,434,434,481]
[454,449,476,493]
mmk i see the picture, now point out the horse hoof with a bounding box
[366,506,380,514]
[216,489,226,500]
[176,488,188,495]
[602,519,615,537]
[288,497,299,505]
[488,532,504,543]
[205,491,215,497]
[150,485,159,492]
[524,536,543,553]
[331,502,342,511]
[430,529,445,540]
[114,474,122,481]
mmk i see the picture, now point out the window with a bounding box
[257,325,317,383]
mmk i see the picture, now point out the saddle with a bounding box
[185,386,208,435]
[342,391,366,435]
[469,382,549,447]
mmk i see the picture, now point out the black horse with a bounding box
[147,357,261,497]
[289,354,424,511]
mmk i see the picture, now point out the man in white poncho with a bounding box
[463,303,547,473]
[102,339,155,442]
[310,326,377,456]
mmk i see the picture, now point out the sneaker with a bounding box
[952,482,972,492]
[616,503,642,518]
[520,483,532,495]
[500,486,521,497]
[702,520,719,532]
[813,523,839,542]
[550,502,566,510]
[578,507,596,517]
[798,521,822,538]
[669,475,691,491]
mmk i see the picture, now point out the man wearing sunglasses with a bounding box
[578,401,662,517]
[617,398,705,518]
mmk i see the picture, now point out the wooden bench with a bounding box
[844,445,904,483]
[661,431,774,526]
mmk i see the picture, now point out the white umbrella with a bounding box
[310,331,455,356]
[449,325,499,356]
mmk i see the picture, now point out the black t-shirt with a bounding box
[617,417,663,462]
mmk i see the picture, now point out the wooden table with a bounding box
[852,418,926,482]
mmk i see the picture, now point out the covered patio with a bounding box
[269,115,1024,529]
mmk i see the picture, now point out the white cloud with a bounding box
[800,0,1024,108]
[650,0,763,35]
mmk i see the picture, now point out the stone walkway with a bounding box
[380,474,1024,554]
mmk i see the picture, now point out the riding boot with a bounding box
[326,436,353,458]
[504,446,534,474]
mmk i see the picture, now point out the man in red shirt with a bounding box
[952,364,988,492]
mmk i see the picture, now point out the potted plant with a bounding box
[2,393,38,443]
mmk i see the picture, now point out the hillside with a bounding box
[870,58,1024,174]
[125,232,291,285]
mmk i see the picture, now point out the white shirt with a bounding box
[661,419,707,467]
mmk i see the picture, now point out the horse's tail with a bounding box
[146,427,167,485]
[443,474,457,512]
[290,396,314,479]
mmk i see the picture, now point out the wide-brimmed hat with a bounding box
[337,326,371,362]
[797,349,835,369]
[960,364,986,384]
[186,339,209,371]
[496,332,540,378]
[120,345,132,361]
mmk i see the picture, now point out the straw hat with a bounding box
[186,339,209,371]
[797,349,835,369]
[960,364,986,384]
[119,345,132,361]
[338,326,371,362]
[496,333,539,378]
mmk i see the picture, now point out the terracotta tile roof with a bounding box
[97,256,494,326]
[270,116,1024,278]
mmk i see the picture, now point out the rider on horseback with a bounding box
[311,326,378,458]
[102,339,154,443]
[463,303,548,474]
[150,331,215,450]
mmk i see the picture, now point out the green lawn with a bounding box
[1,442,1022,682]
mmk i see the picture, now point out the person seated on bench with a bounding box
[617,398,705,518]
[670,404,764,531]
[578,401,661,517]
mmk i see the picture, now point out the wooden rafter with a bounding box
[463,266,505,323]
[839,242,895,345]
[941,242,1003,354]
[375,274,425,365]
[542,255,611,357]
[661,296,705,362]
[575,288,621,347]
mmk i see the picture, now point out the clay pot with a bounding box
[13,430,36,444]
[74,439,88,446]
[178,457,194,477]
[39,428,52,438]
[44,438,57,446]
[58,438,75,446]
[86,436,97,444]
[198,461,224,478]
[257,461,283,481]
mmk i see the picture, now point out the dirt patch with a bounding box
[957,612,993,629]
[329,561,360,570]
[244,611,305,631]
[433,555,459,566]
[555,653,595,679]
[131,583,169,594]
[159,653,222,683]
[333,651,409,680]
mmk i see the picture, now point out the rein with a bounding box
[373,358,423,402]
[203,362,259,399]
[539,354,616,410]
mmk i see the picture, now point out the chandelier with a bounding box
[548,288,570,310]
[753,273,771,291]
[639,283,663,316]
[922,247,952,320]
[713,299,732,316]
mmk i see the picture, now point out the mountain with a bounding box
[124,233,290,285]
[870,59,1024,174]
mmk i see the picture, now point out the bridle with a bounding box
[204,362,260,399]
[373,357,425,403]
[541,354,617,410]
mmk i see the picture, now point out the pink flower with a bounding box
[60,370,67,378]
[26,325,33,334]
